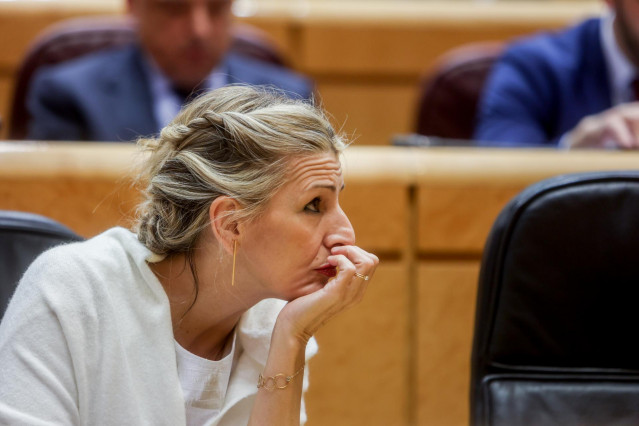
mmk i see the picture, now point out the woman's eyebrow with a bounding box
[308,183,346,192]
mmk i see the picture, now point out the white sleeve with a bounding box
[300,336,318,425]
[0,255,80,425]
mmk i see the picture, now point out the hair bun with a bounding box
[134,85,345,257]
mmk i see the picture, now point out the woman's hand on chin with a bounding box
[274,245,379,345]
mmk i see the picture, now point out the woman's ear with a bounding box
[209,196,241,255]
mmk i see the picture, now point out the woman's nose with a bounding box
[325,207,356,248]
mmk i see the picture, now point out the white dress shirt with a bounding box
[142,53,229,128]
[601,12,638,106]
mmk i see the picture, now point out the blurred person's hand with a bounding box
[566,102,639,149]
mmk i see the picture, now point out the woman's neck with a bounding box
[150,251,249,361]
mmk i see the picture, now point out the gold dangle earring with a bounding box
[232,240,237,286]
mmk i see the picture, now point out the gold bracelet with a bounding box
[257,365,305,391]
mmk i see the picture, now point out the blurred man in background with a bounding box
[474,0,639,149]
[27,0,312,142]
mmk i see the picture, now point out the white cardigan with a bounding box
[0,228,317,425]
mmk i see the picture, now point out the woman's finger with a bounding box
[331,245,379,281]
[327,249,376,307]
[331,245,378,271]
[326,253,356,282]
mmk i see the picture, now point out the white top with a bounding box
[175,334,237,425]
[0,227,317,426]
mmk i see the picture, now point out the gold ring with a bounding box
[355,272,370,281]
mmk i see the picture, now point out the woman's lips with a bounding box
[315,265,337,278]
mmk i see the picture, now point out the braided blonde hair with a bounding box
[135,85,345,257]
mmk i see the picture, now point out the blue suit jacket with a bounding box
[26,44,314,142]
[474,18,611,147]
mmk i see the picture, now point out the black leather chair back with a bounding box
[471,171,639,426]
[0,211,83,318]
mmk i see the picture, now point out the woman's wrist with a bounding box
[259,325,307,391]
[271,311,313,349]
[257,363,305,391]
[271,320,309,354]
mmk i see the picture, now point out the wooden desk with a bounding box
[0,141,411,426]
[2,142,638,425]
[0,1,603,143]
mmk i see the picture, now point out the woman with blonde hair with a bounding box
[0,85,378,425]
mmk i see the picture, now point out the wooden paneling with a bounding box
[0,2,122,70]
[0,78,12,139]
[0,142,142,237]
[416,261,480,426]
[339,147,413,253]
[300,22,564,77]
[415,148,639,254]
[230,15,298,67]
[340,181,408,253]
[0,176,140,238]
[316,81,418,146]
[307,262,409,426]
[0,144,412,249]
[418,185,523,255]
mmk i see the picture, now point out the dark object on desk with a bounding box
[392,133,476,148]
[471,171,639,426]
[392,133,548,149]
[0,210,83,319]
[415,42,503,140]
[9,16,288,140]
